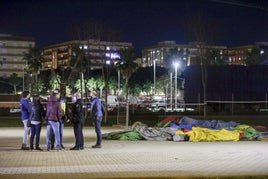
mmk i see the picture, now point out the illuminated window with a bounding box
[106,46,110,50]
[105,53,110,57]
[83,45,88,49]
[110,52,120,59]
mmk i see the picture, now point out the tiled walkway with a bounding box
[0,127,268,179]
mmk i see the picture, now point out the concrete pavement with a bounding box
[0,126,268,179]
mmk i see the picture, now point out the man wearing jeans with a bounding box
[46,91,63,151]
[90,91,105,148]
[20,91,31,150]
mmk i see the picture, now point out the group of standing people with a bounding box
[19,89,104,151]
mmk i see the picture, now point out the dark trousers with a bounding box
[73,121,84,148]
[30,123,42,148]
[94,116,102,145]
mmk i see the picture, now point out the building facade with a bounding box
[142,41,228,69]
[227,45,254,65]
[228,42,268,65]
[0,34,35,77]
[42,39,133,71]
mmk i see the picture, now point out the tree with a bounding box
[108,77,118,95]
[49,73,61,91]
[22,46,44,93]
[182,10,220,119]
[86,77,98,91]
[69,20,121,123]
[142,80,154,96]
[96,76,105,97]
[65,44,90,101]
[9,73,21,94]
[68,45,88,82]
[115,48,139,128]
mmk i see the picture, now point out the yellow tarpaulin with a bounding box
[176,127,240,142]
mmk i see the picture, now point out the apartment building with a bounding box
[0,34,35,77]
[42,39,133,71]
[142,41,228,69]
[228,42,268,65]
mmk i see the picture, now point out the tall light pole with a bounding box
[170,72,172,110]
[153,59,156,96]
[174,62,179,110]
[118,70,120,92]
[117,70,120,125]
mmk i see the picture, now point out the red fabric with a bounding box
[160,116,178,125]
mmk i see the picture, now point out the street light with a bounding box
[153,59,157,96]
[174,61,179,110]
[117,70,120,125]
[170,72,172,110]
[117,70,120,93]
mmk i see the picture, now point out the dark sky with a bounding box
[1,0,268,52]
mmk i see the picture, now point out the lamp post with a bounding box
[118,70,120,92]
[117,70,120,125]
[153,59,157,95]
[105,59,111,111]
[174,62,179,110]
[170,72,172,110]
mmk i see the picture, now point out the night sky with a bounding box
[1,0,268,52]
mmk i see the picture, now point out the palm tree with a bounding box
[22,46,44,93]
[108,77,118,95]
[9,73,21,94]
[115,48,138,128]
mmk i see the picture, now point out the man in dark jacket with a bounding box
[70,92,84,150]
[90,91,105,148]
[46,92,63,151]
[20,90,31,150]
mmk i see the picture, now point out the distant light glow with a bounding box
[173,61,179,68]
[106,60,111,65]
[111,53,120,59]
[105,53,110,58]
[106,52,120,59]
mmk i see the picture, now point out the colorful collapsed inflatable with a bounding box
[103,116,268,142]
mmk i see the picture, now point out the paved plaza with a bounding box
[0,126,268,179]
